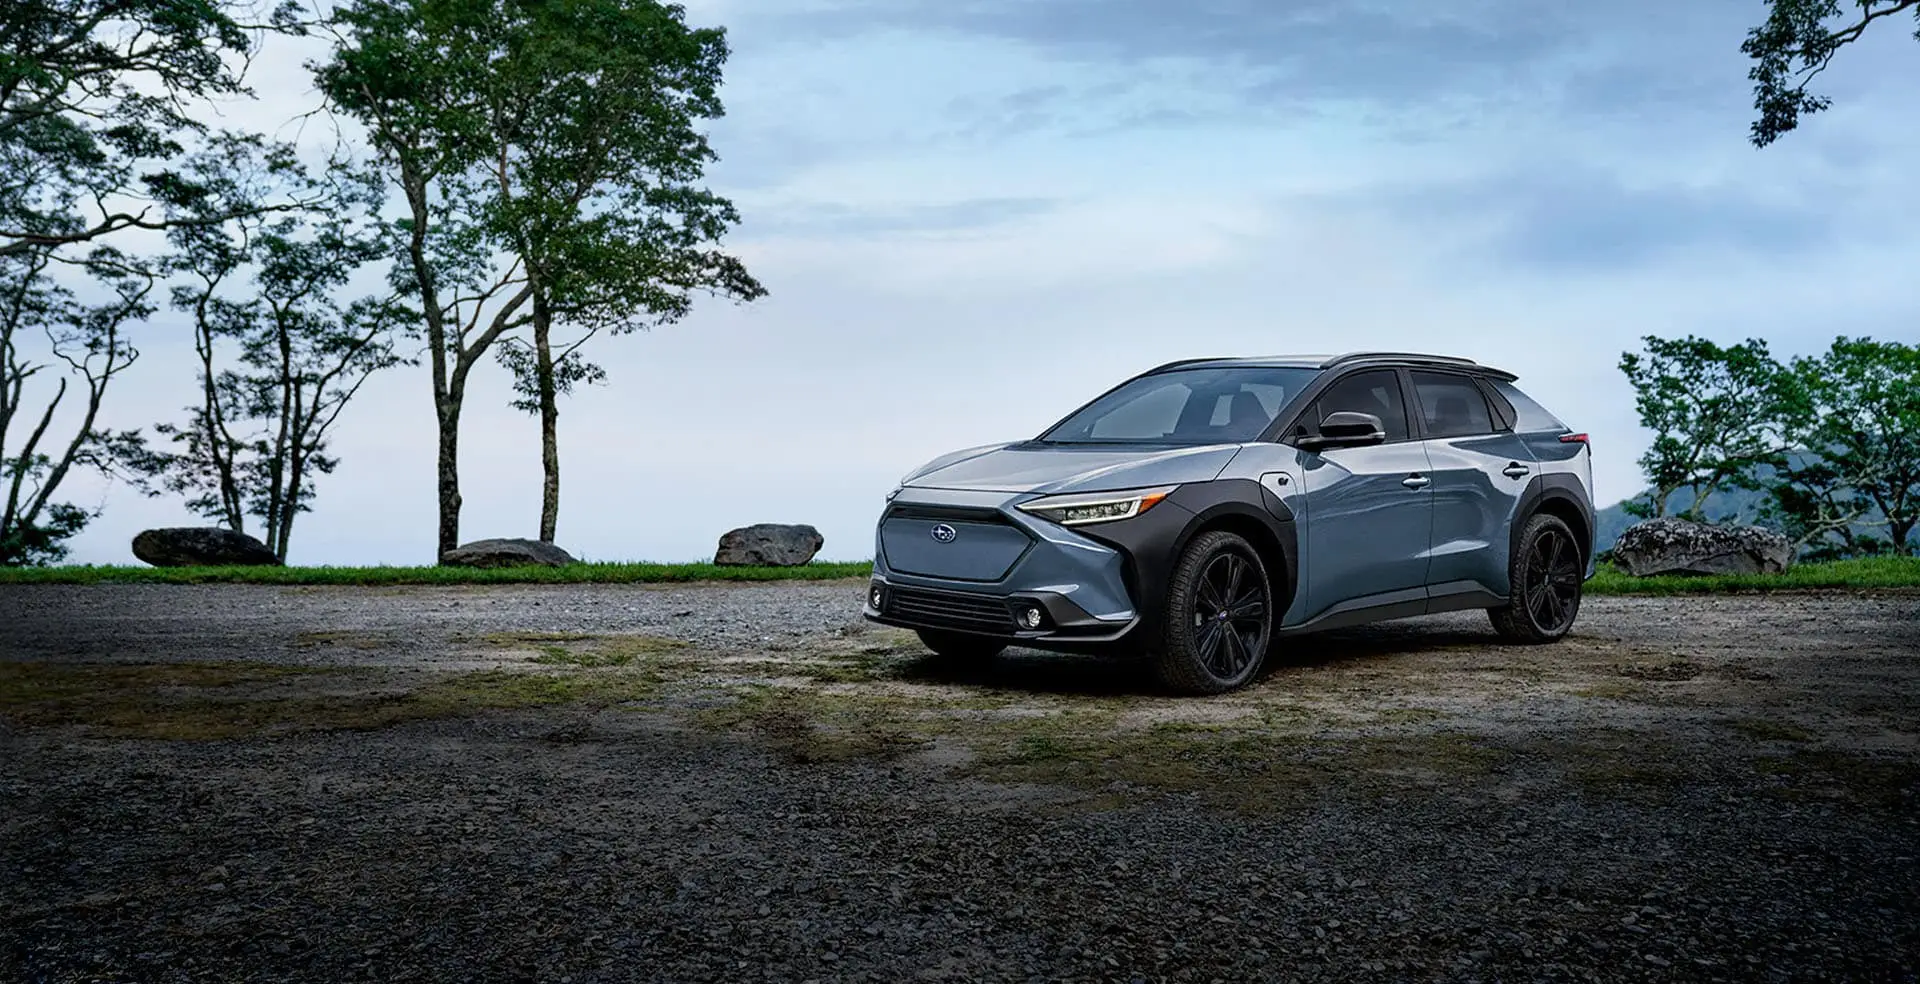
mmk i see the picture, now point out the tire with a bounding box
[1151,530,1275,695]
[915,629,1006,662]
[1489,512,1585,643]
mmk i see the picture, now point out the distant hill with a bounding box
[1594,485,1772,554]
[1593,457,1886,555]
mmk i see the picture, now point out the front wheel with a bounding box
[915,629,1005,662]
[1489,512,1584,643]
[1151,530,1274,695]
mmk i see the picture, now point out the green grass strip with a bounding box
[1585,556,1920,595]
[0,561,875,586]
[4,556,1916,592]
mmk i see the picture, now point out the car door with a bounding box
[1291,369,1434,622]
[1408,370,1535,606]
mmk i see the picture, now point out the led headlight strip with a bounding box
[1015,486,1178,526]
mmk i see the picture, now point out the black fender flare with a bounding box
[1511,473,1595,566]
[1161,480,1300,627]
[1079,478,1300,638]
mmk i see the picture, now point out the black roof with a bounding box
[1144,351,1517,381]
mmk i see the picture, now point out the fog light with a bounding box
[869,585,886,609]
[1020,606,1044,629]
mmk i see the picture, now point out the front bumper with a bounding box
[862,487,1145,645]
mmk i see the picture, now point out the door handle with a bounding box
[1402,474,1431,490]
[1502,462,1531,479]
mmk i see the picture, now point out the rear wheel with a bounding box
[914,629,1005,662]
[1489,512,1584,643]
[1151,530,1274,695]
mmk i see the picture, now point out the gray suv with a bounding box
[863,352,1595,694]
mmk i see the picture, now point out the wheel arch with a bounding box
[1167,490,1299,618]
[1511,474,1595,569]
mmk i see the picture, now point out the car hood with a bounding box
[901,442,1243,495]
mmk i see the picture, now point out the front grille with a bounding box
[885,503,1013,525]
[884,586,1016,634]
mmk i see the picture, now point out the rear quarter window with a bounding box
[1492,380,1566,432]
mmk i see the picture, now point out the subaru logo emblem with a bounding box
[930,523,958,543]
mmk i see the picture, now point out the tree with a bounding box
[483,0,764,543]
[125,141,409,561]
[2,0,312,564]
[1743,0,1920,147]
[1786,338,1920,554]
[316,0,762,556]
[1,0,308,257]
[1618,336,1789,520]
[0,245,152,565]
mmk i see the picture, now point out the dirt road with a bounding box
[3,584,1917,982]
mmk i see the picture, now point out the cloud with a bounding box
[740,196,1064,236]
[1336,167,1836,272]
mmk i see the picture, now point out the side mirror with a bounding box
[1301,411,1387,450]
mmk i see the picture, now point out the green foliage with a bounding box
[118,139,410,560]
[1742,0,1920,147]
[1618,335,1920,558]
[1777,339,1920,555]
[0,560,874,585]
[0,499,87,566]
[0,0,305,254]
[314,0,763,553]
[1618,335,1788,521]
[1,244,154,566]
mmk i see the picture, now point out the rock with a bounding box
[1611,518,1793,577]
[713,524,824,567]
[131,527,280,567]
[439,538,576,568]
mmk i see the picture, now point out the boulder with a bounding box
[440,537,577,568]
[713,524,824,567]
[131,527,280,567]
[1611,517,1793,577]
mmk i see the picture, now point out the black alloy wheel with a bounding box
[1154,530,1274,694]
[1490,512,1584,643]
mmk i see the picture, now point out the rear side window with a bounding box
[1411,371,1497,439]
[1490,380,1567,432]
[1307,370,1411,443]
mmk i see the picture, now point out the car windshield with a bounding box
[1038,367,1321,445]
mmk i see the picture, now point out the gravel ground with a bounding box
[3,583,1918,983]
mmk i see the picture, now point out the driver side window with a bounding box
[1306,370,1411,443]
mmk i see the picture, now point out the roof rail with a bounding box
[1144,357,1230,373]
[1319,352,1479,370]
[1320,351,1518,381]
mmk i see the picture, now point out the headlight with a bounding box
[1016,486,1177,527]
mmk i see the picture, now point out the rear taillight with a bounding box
[1560,433,1589,445]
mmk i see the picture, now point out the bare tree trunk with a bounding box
[190,290,244,533]
[533,288,559,544]
[435,398,463,559]
[277,449,302,563]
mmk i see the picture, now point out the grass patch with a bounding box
[1726,717,1818,743]
[1586,556,1920,595]
[0,560,874,586]
[689,685,1518,811]
[693,687,938,764]
[1753,749,1920,807]
[0,660,667,740]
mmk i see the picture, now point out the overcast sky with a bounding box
[46,0,1920,565]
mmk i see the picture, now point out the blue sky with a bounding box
[51,0,1920,564]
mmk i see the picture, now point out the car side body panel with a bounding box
[1420,432,1534,598]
